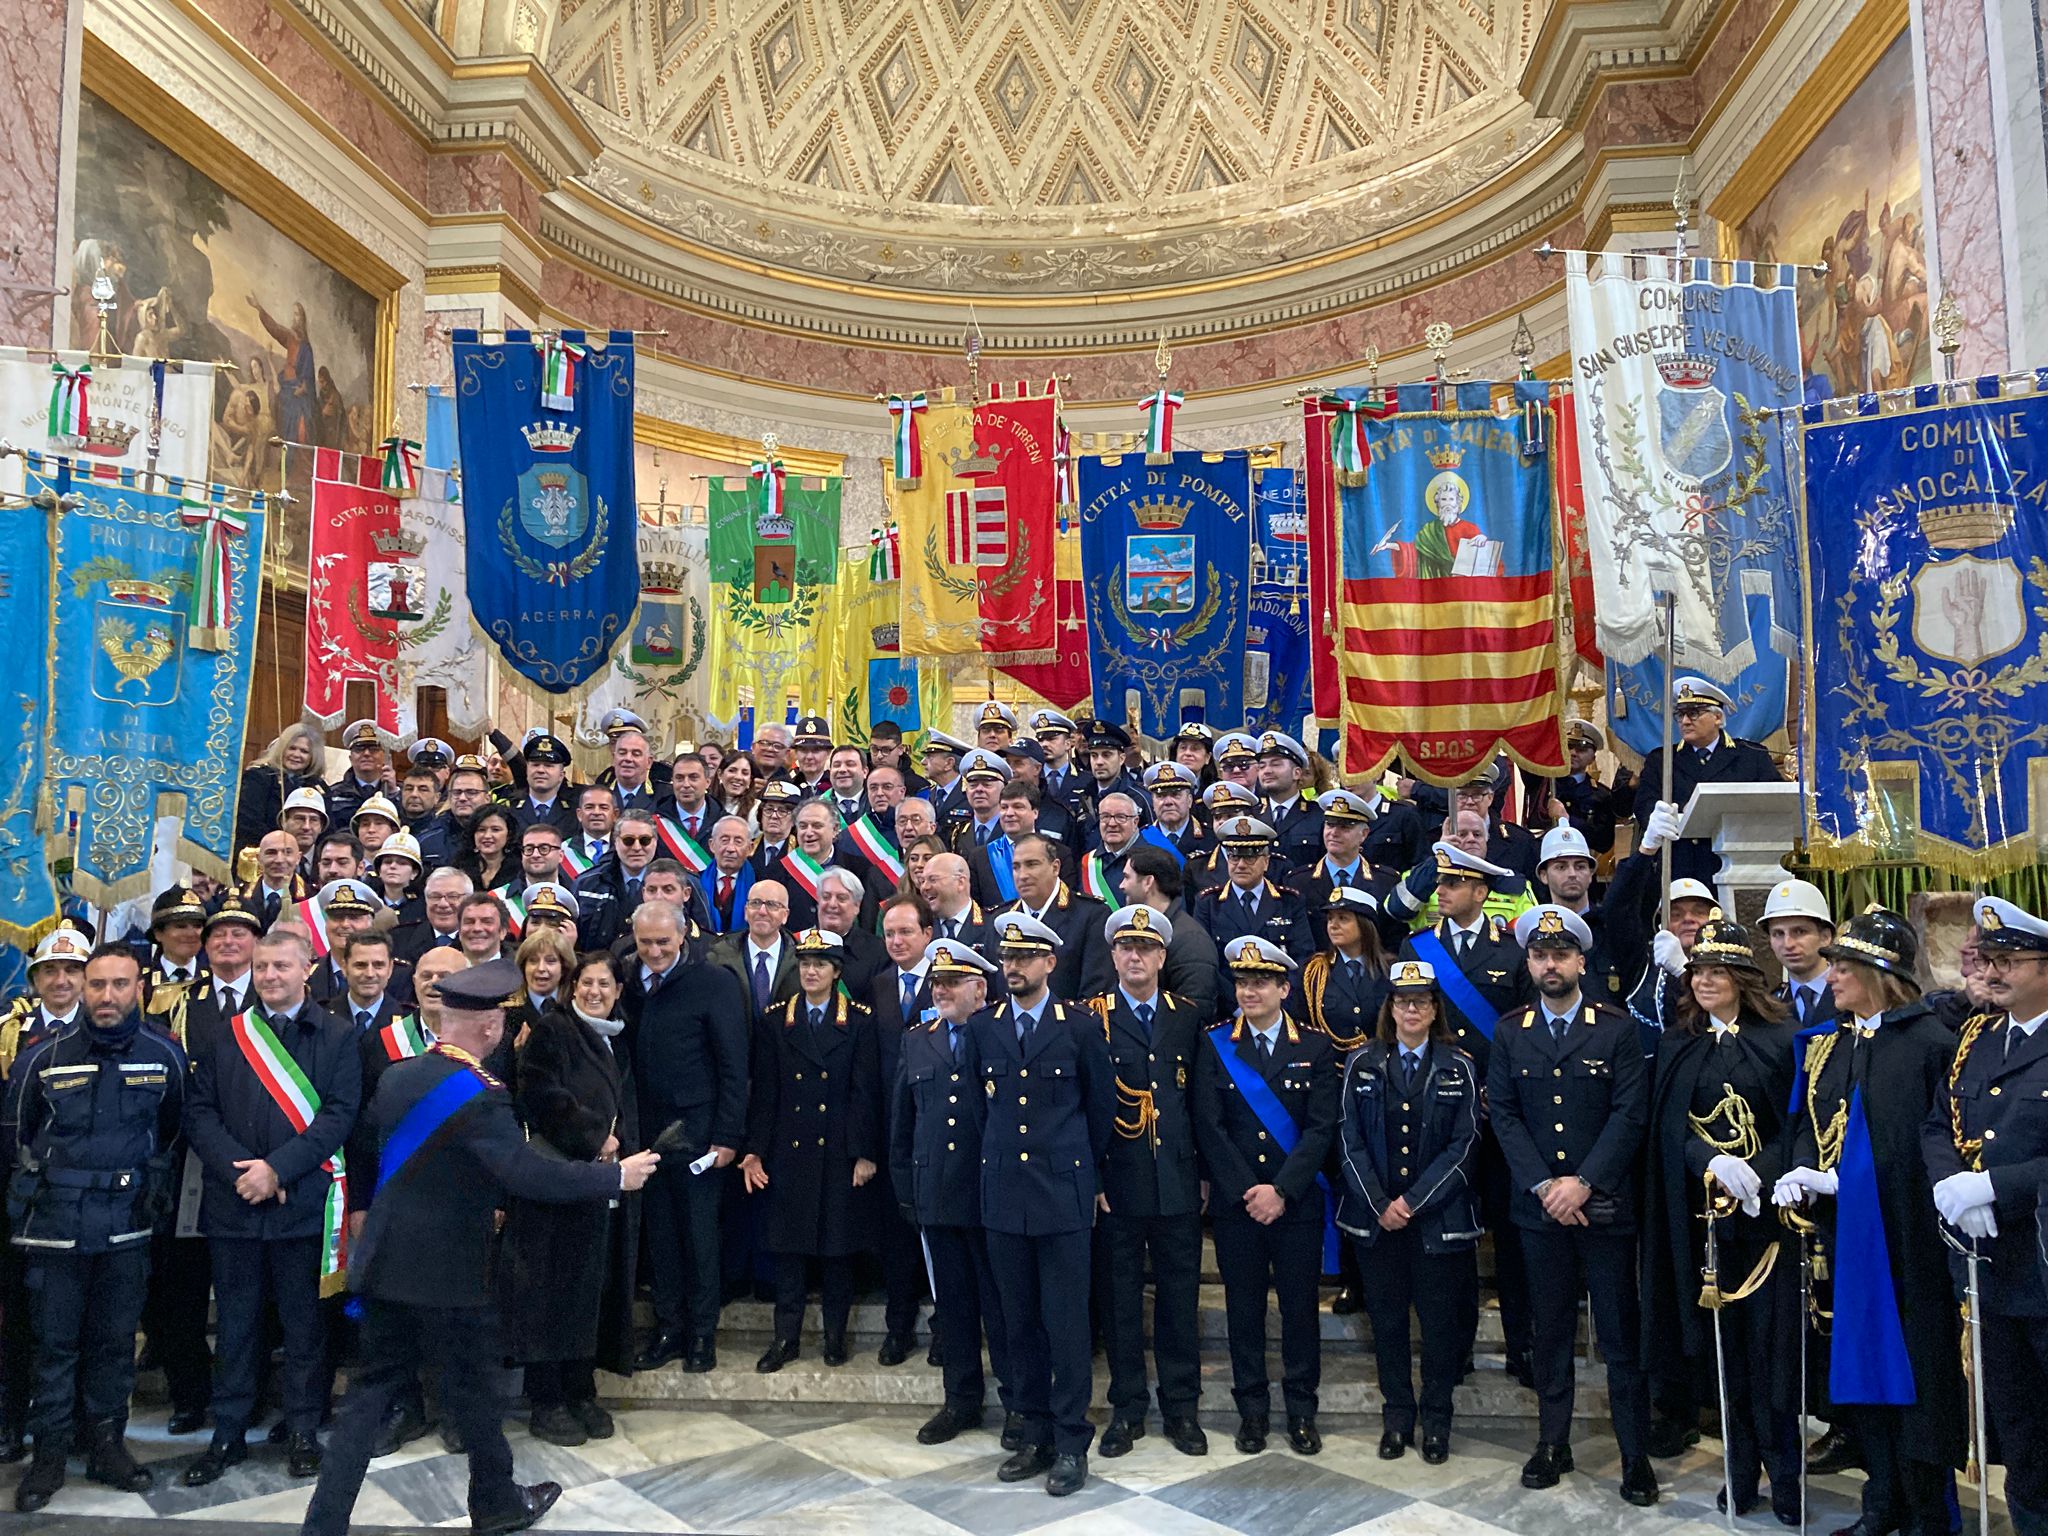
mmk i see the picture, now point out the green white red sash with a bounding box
[291,898,332,957]
[559,844,594,880]
[1082,852,1122,909]
[227,1007,348,1296]
[379,1013,430,1061]
[780,847,827,899]
[501,890,528,939]
[846,814,904,884]
[656,815,712,874]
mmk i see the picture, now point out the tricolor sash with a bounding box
[291,898,332,959]
[847,814,905,884]
[501,890,528,939]
[1081,852,1122,909]
[1408,930,1501,1039]
[379,1014,430,1061]
[1204,1023,1339,1270]
[780,848,827,900]
[559,844,594,880]
[228,1008,348,1295]
[656,816,712,875]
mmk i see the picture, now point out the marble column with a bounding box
[0,0,81,349]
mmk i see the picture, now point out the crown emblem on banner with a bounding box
[870,621,900,651]
[1246,622,1268,646]
[370,527,427,557]
[106,579,172,605]
[520,421,581,453]
[1131,496,1192,530]
[1918,501,2012,552]
[641,561,685,594]
[1425,444,1465,471]
[945,439,1004,477]
[77,418,141,456]
[1655,353,1717,389]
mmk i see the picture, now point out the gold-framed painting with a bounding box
[1712,0,1929,401]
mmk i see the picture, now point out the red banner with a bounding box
[1551,390,1603,672]
[999,525,1090,708]
[1303,401,1340,721]
[972,394,1060,665]
[305,448,410,735]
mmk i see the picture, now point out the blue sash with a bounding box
[374,1067,486,1198]
[1205,1024,1340,1271]
[1409,930,1501,1039]
[1829,1086,1916,1404]
[1140,825,1186,866]
[987,836,1017,903]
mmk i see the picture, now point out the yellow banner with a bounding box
[823,548,952,743]
[888,399,980,659]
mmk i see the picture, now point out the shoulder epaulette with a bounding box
[1083,994,1113,1039]
[0,996,36,1077]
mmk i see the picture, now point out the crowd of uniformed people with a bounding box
[3,682,2045,1536]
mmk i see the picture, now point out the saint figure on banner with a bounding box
[1372,446,1495,578]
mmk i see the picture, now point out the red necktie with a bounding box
[718,873,734,910]
[687,815,699,836]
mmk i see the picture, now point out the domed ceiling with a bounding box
[548,0,1554,298]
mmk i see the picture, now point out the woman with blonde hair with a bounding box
[237,723,326,854]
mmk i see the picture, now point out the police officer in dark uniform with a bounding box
[970,913,1113,1498]
[1489,905,1657,1508]
[1140,761,1215,865]
[1923,895,2048,1536]
[1192,937,1341,1457]
[134,885,211,994]
[1284,789,1398,951]
[1541,718,1617,853]
[1186,782,1260,897]
[992,832,1113,1001]
[510,733,581,837]
[3,943,184,1511]
[889,938,1018,1448]
[1194,817,1315,967]
[1296,887,1391,1053]
[299,957,660,1536]
[1630,676,1782,885]
[1256,731,1323,869]
[1073,719,1152,830]
[1088,905,1207,1459]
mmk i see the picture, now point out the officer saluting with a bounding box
[969,912,1113,1499]
[300,957,660,1536]
[1923,896,2048,1536]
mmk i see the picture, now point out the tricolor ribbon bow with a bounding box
[750,457,786,527]
[379,436,422,497]
[868,521,901,581]
[1322,394,1392,482]
[1140,389,1185,456]
[179,497,251,650]
[886,393,928,486]
[48,363,91,445]
[536,336,586,412]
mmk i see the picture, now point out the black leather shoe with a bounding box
[1505,1352,1536,1391]
[1771,1485,1803,1528]
[266,1418,291,1447]
[441,1420,466,1455]
[373,1401,429,1457]
[1287,1416,1321,1455]
[996,1444,1054,1482]
[1619,1455,1659,1507]
[287,1431,322,1478]
[1807,1423,1864,1476]
[916,1405,981,1445]
[166,1408,208,1436]
[684,1338,716,1373]
[472,1479,562,1536]
[529,1404,588,1447]
[1330,1287,1365,1315]
[1716,1486,1762,1517]
[86,1425,153,1492]
[1421,1432,1450,1464]
[1521,1441,1574,1488]
[1099,1419,1142,1458]
[635,1330,688,1371]
[573,1401,615,1440]
[1826,1521,1892,1536]
[1164,1416,1208,1456]
[14,1448,65,1512]
[1378,1429,1410,1460]
[184,1438,248,1486]
[823,1333,850,1367]
[1647,1414,1700,1458]
[926,1337,944,1368]
[1000,1411,1027,1451]
[1046,1451,1087,1496]
[878,1332,912,1367]
[1235,1415,1268,1454]
[756,1338,800,1374]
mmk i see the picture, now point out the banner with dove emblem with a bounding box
[1246,466,1313,735]
[1800,378,2048,876]
[451,328,638,694]
[0,496,54,944]
[1078,450,1252,737]
[33,463,264,905]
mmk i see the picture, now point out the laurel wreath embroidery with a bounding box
[497,494,610,586]
[1089,566,1241,723]
[346,583,453,651]
[921,523,1032,602]
[617,595,707,686]
[726,582,819,638]
[1107,560,1224,648]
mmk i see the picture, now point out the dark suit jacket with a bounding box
[710,932,800,1014]
[623,958,750,1156]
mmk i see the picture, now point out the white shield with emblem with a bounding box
[1910,554,2026,666]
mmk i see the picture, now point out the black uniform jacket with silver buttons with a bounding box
[1486,998,1648,1233]
[1191,1016,1340,1224]
[1088,990,1202,1220]
[743,993,882,1259]
[1923,1009,2048,1315]
[966,997,1113,1238]
[889,1012,986,1229]
[1396,918,1529,1075]
[1335,1039,1481,1252]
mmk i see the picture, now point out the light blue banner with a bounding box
[0,497,54,943]
[1247,467,1312,735]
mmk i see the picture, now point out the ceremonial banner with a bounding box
[35,467,264,904]
[706,470,840,723]
[0,499,54,944]
[892,393,1058,665]
[823,544,951,743]
[393,459,488,737]
[1336,387,1567,783]
[1078,450,1252,736]
[1551,389,1604,672]
[998,525,1092,711]
[451,328,638,693]
[1565,255,1801,755]
[574,516,711,750]
[0,350,214,486]
[305,448,413,740]
[1800,379,2048,875]
[1247,467,1313,735]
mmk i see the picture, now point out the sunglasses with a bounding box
[616,835,655,848]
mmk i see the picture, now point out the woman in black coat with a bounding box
[236,724,326,855]
[502,949,640,1446]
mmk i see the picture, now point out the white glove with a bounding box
[1932,1169,1997,1225]
[1653,929,1686,976]
[1773,1166,1839,1206]
[1708,1154,1763,1215]
[1771,1174,1807,1208]
[1957,1205,1999,1241]
[1639,800,1684,854]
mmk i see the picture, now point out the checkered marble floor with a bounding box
[0,1399,1956,1536]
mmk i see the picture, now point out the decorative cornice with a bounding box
[1520,0,1730,128]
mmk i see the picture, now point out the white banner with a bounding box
[572,514,710,750]
[394,464,492,737]
[0,348,213,486]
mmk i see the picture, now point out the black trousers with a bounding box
[1709,1257,1800,1503]
[645,1162,723,1343]
[523,1359,596,1409]
[925,1225,1011,1413]
[1355,1229,1473,1438]
[986,1228,1093,1455]
[210,1236,325,1443]
[1477,1131,1530,1362]
[1521,1223,1649,1457]
[771,1253,854,1343]
[23,1247,150,1448]
[1986,1311,2048,1534]
[1212,1214,1322,1420]
[300,1300,523,1536]
[142,1230,213,1415]
[1100,1210,1202,1422]
[0,1242,31,1433]
[1845,1404,1949,1535]
[873,1181,925,1339]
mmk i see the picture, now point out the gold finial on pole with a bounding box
[1933,292,1965,383]
[964,312,984,405]
[1154,331,1173,383]
[1672,160,1692,265]
[1363,343,1381,390]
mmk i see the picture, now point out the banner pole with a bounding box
[1659,589,1677,917]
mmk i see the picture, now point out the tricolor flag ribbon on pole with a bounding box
[378,436,422,498]
[47,362,90,444]
[536,335,585,412]
[868,522,902,581]
[751,458,786,525]
[178,496,251,651]
[1321,394,1394,486]
[1140,389,1185,455]
[887,393,928,486]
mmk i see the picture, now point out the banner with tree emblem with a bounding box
[0,496,54,944]
[451,328,638,694]
[1800,379,2048,876]
[1247,466,1313,734]
[1078,450,1252,736]
[394,389,490,735]
[306,448,415,740]
[573,509,711,750]
[823,543,952,743]
[706,470,840,723]
[1565,255,1802,756]
[32,464,265,905]
[891,393,1059,666]
[0,350,215,489]
[1337,387,1566,784]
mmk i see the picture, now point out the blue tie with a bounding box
[1017,1008,1036,1045]
[947,1022,960,1060]
[901,973,918,1017]
[1135,1001,1154,1039]
[752,953,772,1012]
[1401,1049,1420,1091]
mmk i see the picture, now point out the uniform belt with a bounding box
[36,1165,143,1191]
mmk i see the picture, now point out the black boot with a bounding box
[85,1422,152,1492]
[14,1445,66,1512]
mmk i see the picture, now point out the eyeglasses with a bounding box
[616,834,655,848]
[1982,952,2047,972]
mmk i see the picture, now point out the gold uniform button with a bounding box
[1554,1123,1565,1133]
[1553,1096,1563,1106]
[1400,1167,1409,1176]
[947,1118,956,1127]
[1990,1087,2002,1096]
[1019,1068,1029,1078]
[1555,1150,1567,1161]
[1257,1131,1268,1141]
[821,1070,829,1080]
[791,1139,799,1148]
[796,1072,804,1081]
[1985,1129,1997,1140]
[1020,1151,1029,1162]
[1553,1068,1563,1078]
[947,1142,956,1151]
[819,1104,828,1113]
[949,1095,958,1104]
[1019,1097,1028,1107]
[818,1137,826,1147]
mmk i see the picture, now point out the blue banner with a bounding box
[1247,467,1312,735]
[0,498,53,945]
[1078,450,1252,736]
[423,385,460,477]
[38,468,265,906]
[451,329,637,692]
[1800,378,2048,875]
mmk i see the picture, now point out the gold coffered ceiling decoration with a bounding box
[549,0,1553,297]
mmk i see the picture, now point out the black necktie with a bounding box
[170,967,189,982]
[1018,1009,1036,1045]
[1402,1050,1420,1091]
[1344,959,1363,987]
[1240,889,1257,919]
[808,1006,825,1045]
[1457,931,1474,959]
[1135,1001,1154,1038]
[356,1008,374,1031]
[942,917,959,940]
[1550,1014,1569,1045]
[220,986,241,1016]
[1257,1033,1273,1063]
[1795,987,1813,1026]
[263,890,281,923]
